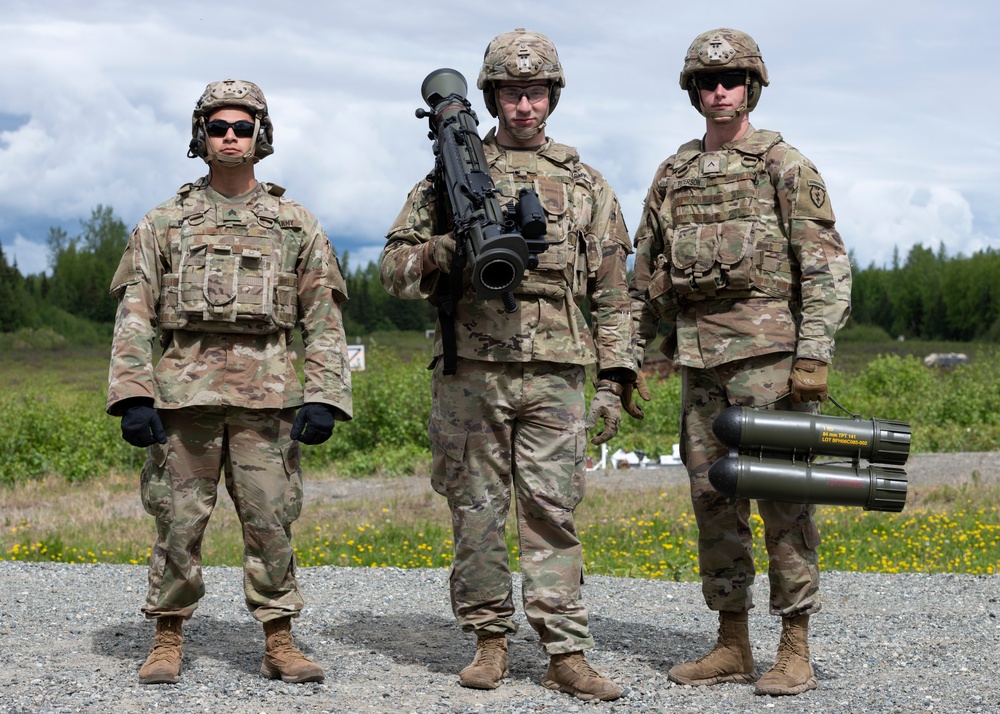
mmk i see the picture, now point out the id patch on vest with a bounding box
[673,177,705,190]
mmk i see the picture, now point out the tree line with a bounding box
[851,244,1000,341]
[2,205,998,342]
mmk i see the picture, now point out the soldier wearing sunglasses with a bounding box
[629,29,852,696]
[107,79,352,686]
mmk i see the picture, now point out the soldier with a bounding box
[380,29,642,702]
[629,29,852,696]
[107,80,352,685]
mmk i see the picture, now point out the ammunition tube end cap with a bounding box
[708,455,740,497]
[867,467,909,513]
[871,419,912,466]
[712,406,745,449]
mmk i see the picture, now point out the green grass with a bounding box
[5,480,998,580]
[574,485,1000,580]
[2,332,997,485]
[2,332,999,580]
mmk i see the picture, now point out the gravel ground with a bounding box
[1,453,998,714]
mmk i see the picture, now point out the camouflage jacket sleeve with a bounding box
[106,215,165,416]
[767,144,853,363]
[292,202,353,420]
[628,158,679,366]
[584,164,637,373]
[379,179,442,301]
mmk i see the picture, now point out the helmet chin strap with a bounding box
[497,95,548,141]
[507,118,547,141]
[202,116,261,167]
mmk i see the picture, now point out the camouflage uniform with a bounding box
[108,179,352,621]
[630,124,852,615]
[380,128,635,653]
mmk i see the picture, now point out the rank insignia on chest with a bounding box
[220,207,246,226]
[700,154,726,176]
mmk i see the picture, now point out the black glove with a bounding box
[291,403,337,445]
[120,405,167,448]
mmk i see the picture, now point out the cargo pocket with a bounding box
[428,413,470,502]
[140,441,172,522]
[802,518,821,550]
[528,424,587,514]
[565,425,587,510]
[280,440,304,525]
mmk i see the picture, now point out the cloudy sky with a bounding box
[1,0,996,277]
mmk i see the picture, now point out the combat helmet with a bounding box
[188,79,274,166]
[477,28,565,119]
[679,29,769,121]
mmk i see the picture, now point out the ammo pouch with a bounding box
[493,159,597,303]
[669,220,755,299]
[664,131,795,302]
[158,196,298,334]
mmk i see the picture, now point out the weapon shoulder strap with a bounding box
[432,177,462,376]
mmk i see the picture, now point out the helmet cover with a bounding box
[188,79,274,164]
[679,29,769,117]
[477,28,565,118]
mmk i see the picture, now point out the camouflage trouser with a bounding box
[681,352,822,617]
[428,358,593,655]
[140,406,305,623]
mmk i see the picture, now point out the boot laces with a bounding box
[147,632,181,663]
[770,629,801,674]
[571,655,600,678]
[268,631,304,660]
[693,624,731,664]
[473,638,506,668]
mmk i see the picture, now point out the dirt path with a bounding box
[304,451,1000,504]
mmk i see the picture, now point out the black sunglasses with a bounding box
[694,72,746,91]
[205,119,256,138]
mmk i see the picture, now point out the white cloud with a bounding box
[0,0,997,275]
[839,181,990,269]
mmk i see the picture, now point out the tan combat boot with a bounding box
[459,632,508,689]
[668,610,756,685]
[138,616,183,684]
[755,614,817,696]
[542,651,624,702]
[261,616,325,683]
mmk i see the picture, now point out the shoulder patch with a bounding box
[808,180,827,209]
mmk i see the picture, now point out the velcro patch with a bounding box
[808,180,827,209]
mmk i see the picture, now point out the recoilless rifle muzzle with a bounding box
[707,406,911,512]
